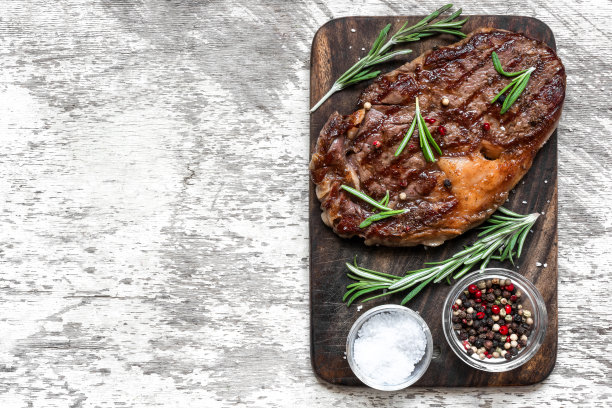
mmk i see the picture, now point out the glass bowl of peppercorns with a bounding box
[442,268,547,372]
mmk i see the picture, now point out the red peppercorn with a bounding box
[487,354,492,359]
[475,298,481,303]
[424,117,436,124]
[475,290,482,299]
[491,305,500,314]
[510,295,517,302]
[483,122,491,131]
[498,325,508,335]
[462,319,467,324]
[506,284,515,292]
[505,304,512,314]
[506,337,511,343]
[438,125,446,136]
[373,140,381,148]
[452,304,458,310]
[406,226,411,231]
[468,284,477,294]
[476,312,485,319]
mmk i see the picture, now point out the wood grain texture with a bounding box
[0,0,610,407]
[310,15,559,387]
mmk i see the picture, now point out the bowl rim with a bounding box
[442,268,548,372]
[346,304,433,391]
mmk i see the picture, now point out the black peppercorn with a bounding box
[453,323,462,330]
[484,340,493,350]
[459,332,468,340]
[511,322,518,330]
[467,349,474,355]
[473,320,481,329]
[468,329,476,336]
[486,294,495,303]
[502,290,511,298]
[486,318,494,326]
[452,316,460,323]
[510,348,518,356]
[469,335,477,343]
[494,333,501,341]
[514,315,523,323]
[486,331,494,340]
[519,339,527,347]
[474,338,484,348]
[494,289,502,297]
[479,332,487,339]
[505,353,512,360]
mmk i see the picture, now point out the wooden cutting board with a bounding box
[309,15,558,387]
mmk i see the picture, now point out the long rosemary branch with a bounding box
[310,4,467,113]
[343,207,540,306]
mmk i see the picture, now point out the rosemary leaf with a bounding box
[340,185,393,211]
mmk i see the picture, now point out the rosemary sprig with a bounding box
[490,52,535,114]
[343,207,540,306]
[310,4,467,113]
[340,184,407,228]
[395,97,442,161]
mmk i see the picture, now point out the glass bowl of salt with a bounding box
[346,304,433,390]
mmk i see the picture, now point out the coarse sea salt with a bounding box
[353,311,426,385]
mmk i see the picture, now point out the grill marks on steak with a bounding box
[310,28,565,246]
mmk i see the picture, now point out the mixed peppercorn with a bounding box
[451,278,534,361]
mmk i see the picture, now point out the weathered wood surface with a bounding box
[310,15,559,387]
[0,0,610,406]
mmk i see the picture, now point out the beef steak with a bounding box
[310,28,565,246]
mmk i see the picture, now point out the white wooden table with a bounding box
[0,1,610,406]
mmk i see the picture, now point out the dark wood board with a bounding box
[309,15,558,387]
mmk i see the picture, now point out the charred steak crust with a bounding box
[310,28,565,247]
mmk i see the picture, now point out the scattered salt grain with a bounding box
[536,262,542,267]
[522,201,527,204]
[543,263,548,268]
[541,211,545,215]
[544,180,548,184]
[349,46,352,49]
[500,126,506,131]
[351,28,356,33]
[357,305,363,312]
[353,311,426,385]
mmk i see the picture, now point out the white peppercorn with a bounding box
[455,299,462,306]
[492,315,500,322]
[510,334,518,341]
[526,317,533,325]
[467,307,474,314]
[511,340,518,348]
[504,342,511,349]
[492,324,500,332]
[523,310,532,318]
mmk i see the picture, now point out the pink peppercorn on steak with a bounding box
[309,28,565,246]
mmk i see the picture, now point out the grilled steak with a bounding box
[310,28,565,246]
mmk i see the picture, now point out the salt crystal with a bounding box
[543,263,548,268]
[541,211,545,215]
[351,28,356,33]
[353,311,426,385]
[522,201,527,204]
[501,126,506,131]
[536,262,542,267]
[362,47,366,51]
[544,180,548,183]
[349,46,352,49]
[357,305,363,312]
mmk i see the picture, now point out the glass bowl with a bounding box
[442,268,547,372]
[346,305,433,390]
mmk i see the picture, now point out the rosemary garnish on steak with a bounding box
[340,185,408,228]
[491,52,535,114]
[310,4,467,113]
[343,207,540,306]
[395,97,442,162]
